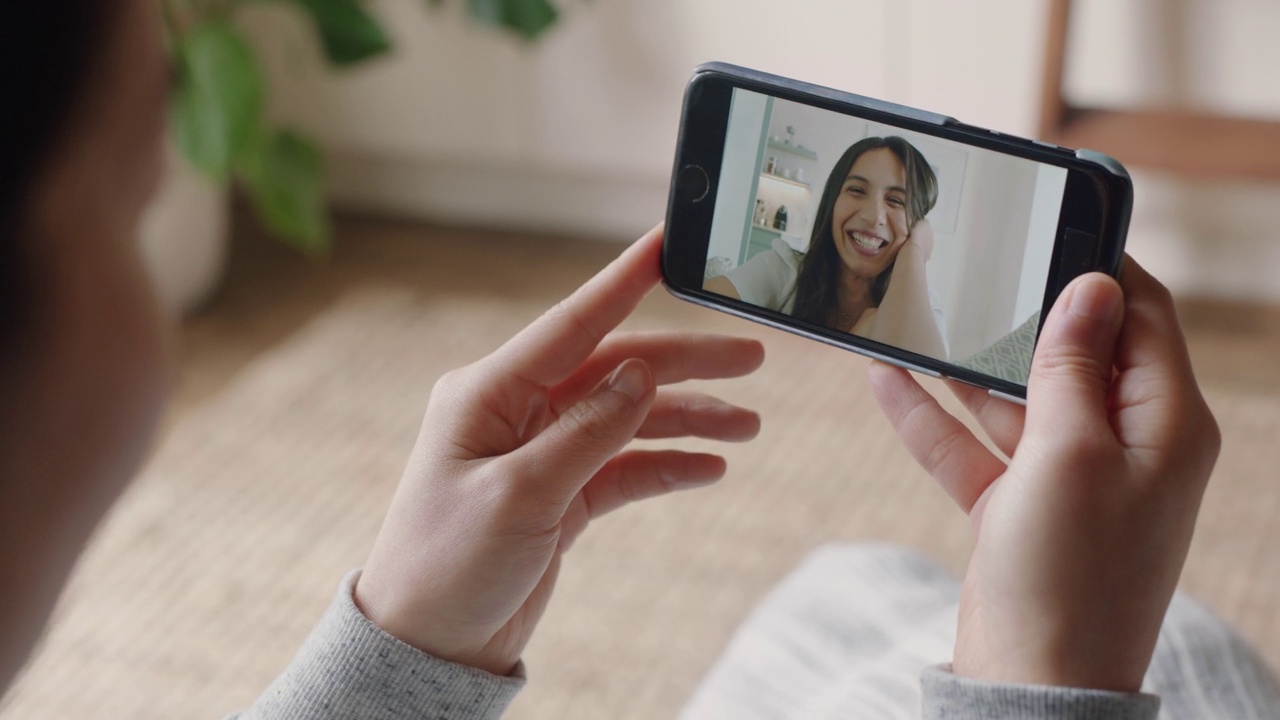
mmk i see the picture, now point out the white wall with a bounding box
[240,0,1036,237]
[1062,0,1280,302]
[1015,164,1068,323]
[242,0,1280,301]
[758,101,871,250]
[941,151,1041,360]
[706,91,769,269]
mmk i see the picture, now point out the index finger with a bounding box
[485,224,664,388]
[1113,256,1198,389]
[1110,257,1216,458]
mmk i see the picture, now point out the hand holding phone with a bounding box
[869,260,1220,693]
[662,63,1133,400]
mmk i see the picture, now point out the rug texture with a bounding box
[2,281,1279,719]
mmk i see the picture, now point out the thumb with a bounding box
[1025,273,1124,435]
[510,358,654,509]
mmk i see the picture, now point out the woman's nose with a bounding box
[858,201,887,226]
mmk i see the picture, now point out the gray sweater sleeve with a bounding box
[921,664,1160,720]
[226,570,524,720]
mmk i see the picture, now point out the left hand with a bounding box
[906,218,934,262]
[354,225,765,676]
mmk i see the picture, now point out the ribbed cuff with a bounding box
[921,664,1159,720]
[234,570,524,719]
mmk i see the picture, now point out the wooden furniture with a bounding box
[1039,0,1280,180]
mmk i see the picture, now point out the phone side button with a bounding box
[866,352,942,379]
[987,388,1028,406]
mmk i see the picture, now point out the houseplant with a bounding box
[163,0,562,257]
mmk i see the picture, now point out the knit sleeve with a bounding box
[921,664,1159,720]
[225,570,524,720]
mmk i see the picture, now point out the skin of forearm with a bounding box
[865,242,945,358]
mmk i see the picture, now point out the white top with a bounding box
[719,239,949,356]
[724,240,804,313]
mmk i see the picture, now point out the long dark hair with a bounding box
[0,1,109,345]
[790,136,939,327]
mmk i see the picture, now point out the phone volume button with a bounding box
[875,354,941,379]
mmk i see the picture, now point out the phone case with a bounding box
[664,63,1133,404]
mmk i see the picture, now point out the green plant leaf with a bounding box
[170,22,264,182]
[237,128,332,256]
[466,0,559,41]
[288,0,393,66]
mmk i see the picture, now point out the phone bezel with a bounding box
[662,63,1132,400]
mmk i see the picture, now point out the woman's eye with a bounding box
[845,186,865,195]
[887,196,905,207]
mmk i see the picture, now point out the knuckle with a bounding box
[431,366,465,393]
[921,426,968,475]
[559,397,621,451]
[615,467,646,505]
[547,298,605,347]
[1149,278,1176,308]
[430,365,480,405]
[618,459,677,504]
[1033,349,1109,386]
[1175,399,1221,476]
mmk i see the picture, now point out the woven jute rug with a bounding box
[3,281,1279,719]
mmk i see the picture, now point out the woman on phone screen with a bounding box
[705,136,948,359]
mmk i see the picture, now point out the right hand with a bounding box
[869,257,1220,692]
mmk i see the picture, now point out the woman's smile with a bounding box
[830,147,910,278]
[845,228,890,256]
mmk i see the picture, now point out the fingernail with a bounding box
[1068,277,1121,324]
[606,360,649,402]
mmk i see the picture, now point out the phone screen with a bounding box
[701,88,1071,386]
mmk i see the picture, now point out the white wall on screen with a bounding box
[943,151,1040,361]
[706,91,769,272]
[1014,165,1069,325]
[761,101,869,248]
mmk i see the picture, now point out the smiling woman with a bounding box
[705,135,948,359]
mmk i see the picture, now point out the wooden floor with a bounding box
[177,212,1280,418]
[174,214,624,415]
[65,211,1273,719]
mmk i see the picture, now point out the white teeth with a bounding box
[849,232,883,251]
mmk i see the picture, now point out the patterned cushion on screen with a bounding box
[954,312,1040,386]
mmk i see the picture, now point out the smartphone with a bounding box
[662,63,1132,402]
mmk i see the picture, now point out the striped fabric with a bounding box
[679,544,1280,719]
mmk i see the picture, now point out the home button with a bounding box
[678,165,710,203]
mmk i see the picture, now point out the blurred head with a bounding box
[0,0,171,685]
[790,136,938,327]
[1,0,168,332]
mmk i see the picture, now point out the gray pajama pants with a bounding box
[679,544,1280,719]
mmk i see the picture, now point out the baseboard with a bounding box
[326,151,671,242]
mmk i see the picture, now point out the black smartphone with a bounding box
[661,63,1132,402]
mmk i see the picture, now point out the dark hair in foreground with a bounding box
[0,1,109,346]
[789,136,939,327]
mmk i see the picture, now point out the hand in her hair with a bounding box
[906,218,934,262]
